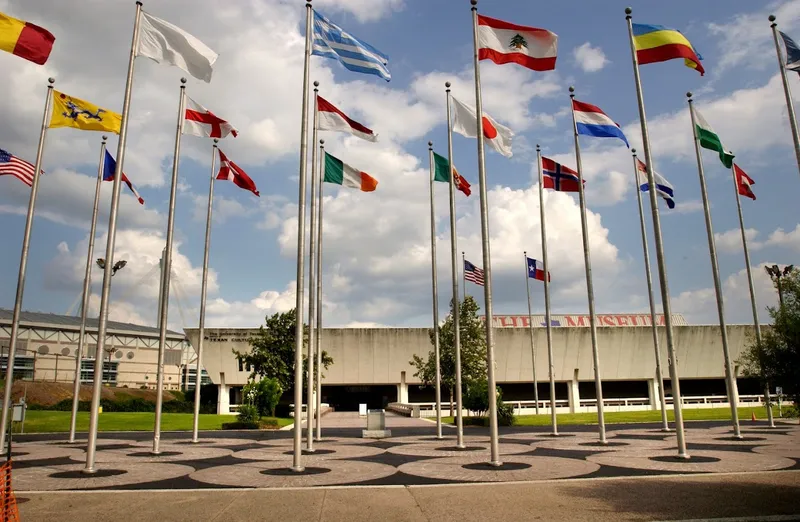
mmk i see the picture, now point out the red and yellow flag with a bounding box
[0,11,54,65]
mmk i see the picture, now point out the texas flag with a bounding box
[103,150,144,205]
[217,149,259,196]
[451,95,513,158]
[572,99,629,148]
[542,157,582,192]
[526,257,550,282]
[734,163,756,200]
[184,96,238,139]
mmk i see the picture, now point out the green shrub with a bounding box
[237,403,259,423]
[497,401,515,426]
[462,416,487,426]
[463,379,490,417]
[222,421,259,430]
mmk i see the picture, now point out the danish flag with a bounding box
[217,149,259,196]
[184,96,238,139]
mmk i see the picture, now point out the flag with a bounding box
[779,31,800,74]
[464,259,485,286]
[103,150,144,205]
[50,91,121,134]
[324,152,378,192]
[476,15,557,71]
[632,23,704,75]
[433,151,471,196]
[693,106,734,168]
[136,11,217,83]
[542,157,581,192]
[733,163,756,201]
[317,96,377,142]
[0,148,37,186]
[184,96,237,139]
[636,159,675,209]
[526,257,550,282]
[451,96,513,158]
[217,149,259,196]
[572,99,629,148]
[312,10,390,82]
[0,11,54,65]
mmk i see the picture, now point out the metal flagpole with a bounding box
[687,93,742,439]
[86,1,143,473]
[192,139,218,443]
[470,0,500,466]
[153,78,188,454]
[569,86,607,444]
[315,139,324,442]
[730,164,774,428]
[537,146,558,435]
[625,7,688,459]
[0,77,54,452]
[445,83,465,447]
[769,15,800,179]
[523,251,540,415]
[290,0,313,473]
[631,149,669,432]
[428,142,444,439]
[306,82,320,452]
[69,136,107,444]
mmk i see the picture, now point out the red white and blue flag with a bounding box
[542,157,581,192]
[0,148,38,186]
[103,150,144,205]
[464,259,485,286]
[572,99,629,148]
[526,257,550,282]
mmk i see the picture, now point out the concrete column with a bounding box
[647,378,659,411]
[568,369,580,413]
[398,371,409,403]
[217,372,229,414]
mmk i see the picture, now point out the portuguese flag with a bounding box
[433,151,471,196]
[324,152,378,192]
[693,106,734,168]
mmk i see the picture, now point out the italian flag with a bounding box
[324,152,378,192]
[693,106,734,168]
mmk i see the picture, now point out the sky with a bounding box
[1,0,799,332]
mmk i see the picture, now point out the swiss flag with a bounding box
[217,149,259,196]
[184,96,238,139]
[734,163,755,200]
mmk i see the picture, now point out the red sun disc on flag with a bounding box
[482,116,498,139]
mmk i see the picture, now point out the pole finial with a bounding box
[625,7,632,15]
[536,144,540,152]
[136,1,143,6]
[320,139,325,145]
[569,85,575,99]
[313,80,319,88]
[213,138,219,145]
[180,77,187,85]
[445,81,451,89]
[686,91,693,101]
[632,148,637,155]
[524,250,527,255]
[428,141,433,148]
[47,77,55,84]
[769,14,776,22]
[102,135,108,142]
[470,0,477,6]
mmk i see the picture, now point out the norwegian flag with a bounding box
[542,157,582,192]
[217,149,259,196]
[734,163,756,200]
[184,96,238,139]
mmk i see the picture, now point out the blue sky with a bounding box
[0,0,798,330]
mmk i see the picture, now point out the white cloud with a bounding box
[763,224,800,250]
[573,42,609,73]
[715,227,758,254]
[671,199,704,215]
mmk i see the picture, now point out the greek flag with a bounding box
[312,10,391,82]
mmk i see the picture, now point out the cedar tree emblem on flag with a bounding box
[509,34,527,50]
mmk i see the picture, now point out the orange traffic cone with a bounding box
[751,411,757,421]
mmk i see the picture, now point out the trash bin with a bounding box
[366,409,385,431]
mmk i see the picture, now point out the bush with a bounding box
[497,401,515,426]
[244,377,284,418]
[462,416,487,426]
[237,403,259,424]
[463,379,490,417]
[222,421,259,430]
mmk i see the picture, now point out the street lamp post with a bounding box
[93,258,126,386]
[765,264,794,308]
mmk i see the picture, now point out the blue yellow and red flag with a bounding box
[632,23,704,75]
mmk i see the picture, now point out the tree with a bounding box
[409,296,487,414]
[509,33,527,50]
[243,377,283,417]
[234,309,333,394]
[740,268,800,411]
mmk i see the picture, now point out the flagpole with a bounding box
[730,164,774,428]
[687,93,742,439]
[568,86,607,444]
[523,251,540,415]
[290,0,313,473]
[85,0,143,473]
[191,139,218,443]
[470,0,500,466]
[445,83,465,447]
[769,15,800,179]
[625,7,688,459]
[536,146,558,435]
[0,77,54,453]
[152,78,188,454]
[631,149,669,432]
[315,139,324,442]
[68,135,106,444]
[427,142,444,439]
[306,82,320,452]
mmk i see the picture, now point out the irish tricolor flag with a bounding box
[693,106,734,168]
[324,152,378,192]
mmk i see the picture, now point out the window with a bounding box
[237,360,251,372]
[182,368,211,390]
[80,360,118,384]
[0,356,34,381]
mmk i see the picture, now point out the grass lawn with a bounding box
[442,405,787,426]
[16,411,293,434]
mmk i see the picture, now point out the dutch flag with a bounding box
[572,99,629,148]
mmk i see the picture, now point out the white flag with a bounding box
[450,96,513,158]
[136,12,218,83]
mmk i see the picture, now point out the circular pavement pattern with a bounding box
[14,462,196,491]
[232,442,386,462]
[587,449,795,473]
[386,441,532,458]
[398,454,599,483]
[67,444,233,464]
[753,443,800,459]
[11,444,84,462]
[189,458,397,487]
[532,435,671,453]
[385,435,490,445]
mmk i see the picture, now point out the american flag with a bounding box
[0,148,37,187]
[464,259,485,286]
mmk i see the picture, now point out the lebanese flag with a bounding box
[184,96,238,139]
[477,15,558,71]
[734,163,755,200]
[451,96,513,158]
[317,96,377,142]
[217,149,259,196]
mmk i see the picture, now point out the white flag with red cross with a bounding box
[183,96,238,139]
